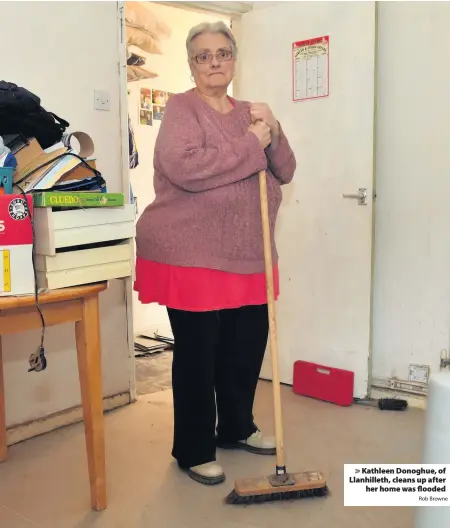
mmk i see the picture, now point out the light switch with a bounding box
[94,90,111,111]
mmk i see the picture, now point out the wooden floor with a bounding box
[0,382,422,528]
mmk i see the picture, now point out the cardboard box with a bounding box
[56,159,97,184]
[0,194,35,296]
[13,137,43,174]
[13,138,67,192]
[10,133,98,192]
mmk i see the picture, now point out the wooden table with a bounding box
[0,282,108,511]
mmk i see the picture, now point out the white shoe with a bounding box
[238,430,276,455]
[187,462,226,485]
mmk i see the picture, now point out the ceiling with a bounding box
[156,1,255,15]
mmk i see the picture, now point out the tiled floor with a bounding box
[0,382,423,528]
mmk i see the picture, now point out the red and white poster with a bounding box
[0,194,34,295]
[292,36,330,102]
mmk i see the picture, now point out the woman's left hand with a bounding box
[250,103,279,136]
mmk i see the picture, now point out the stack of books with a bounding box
[134,327,174,357]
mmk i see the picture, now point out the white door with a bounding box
[234,2,376,398]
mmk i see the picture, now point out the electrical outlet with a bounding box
[408,364,429,384]
[94,90,110,111]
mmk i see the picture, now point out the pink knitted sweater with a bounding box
[135,89,296,275]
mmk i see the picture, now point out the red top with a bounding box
[134,258,279,312]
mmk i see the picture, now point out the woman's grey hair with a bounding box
[186,21,237,58]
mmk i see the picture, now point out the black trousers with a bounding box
[167,304,269,469]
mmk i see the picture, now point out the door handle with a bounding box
[342,188,367,205]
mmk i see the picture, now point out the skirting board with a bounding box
[6,391,132,447]
[260,377,427,410]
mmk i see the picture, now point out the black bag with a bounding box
[0,81,69,149]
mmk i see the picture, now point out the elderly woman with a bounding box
[134,21,296,486]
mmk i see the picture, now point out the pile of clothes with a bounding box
[125,1,171,82]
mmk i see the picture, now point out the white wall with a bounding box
[2,1,131,427]
[372,2,450,383]
[128,2,229,333]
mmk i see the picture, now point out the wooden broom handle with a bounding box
[258,169,286,471]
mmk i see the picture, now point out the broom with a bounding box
[224,170,329,505]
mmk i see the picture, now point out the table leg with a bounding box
[0,336,6,462]
[75,294,107,511]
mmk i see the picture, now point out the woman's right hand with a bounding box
[248,121,271,149]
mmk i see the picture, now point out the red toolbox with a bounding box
[293,360,354,406]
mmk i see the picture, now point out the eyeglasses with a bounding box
[192,49,234,64]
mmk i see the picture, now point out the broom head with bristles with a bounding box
[224,470,329,505]
[377,398,408,411]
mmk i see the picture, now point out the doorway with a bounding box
[123,1,232,396]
